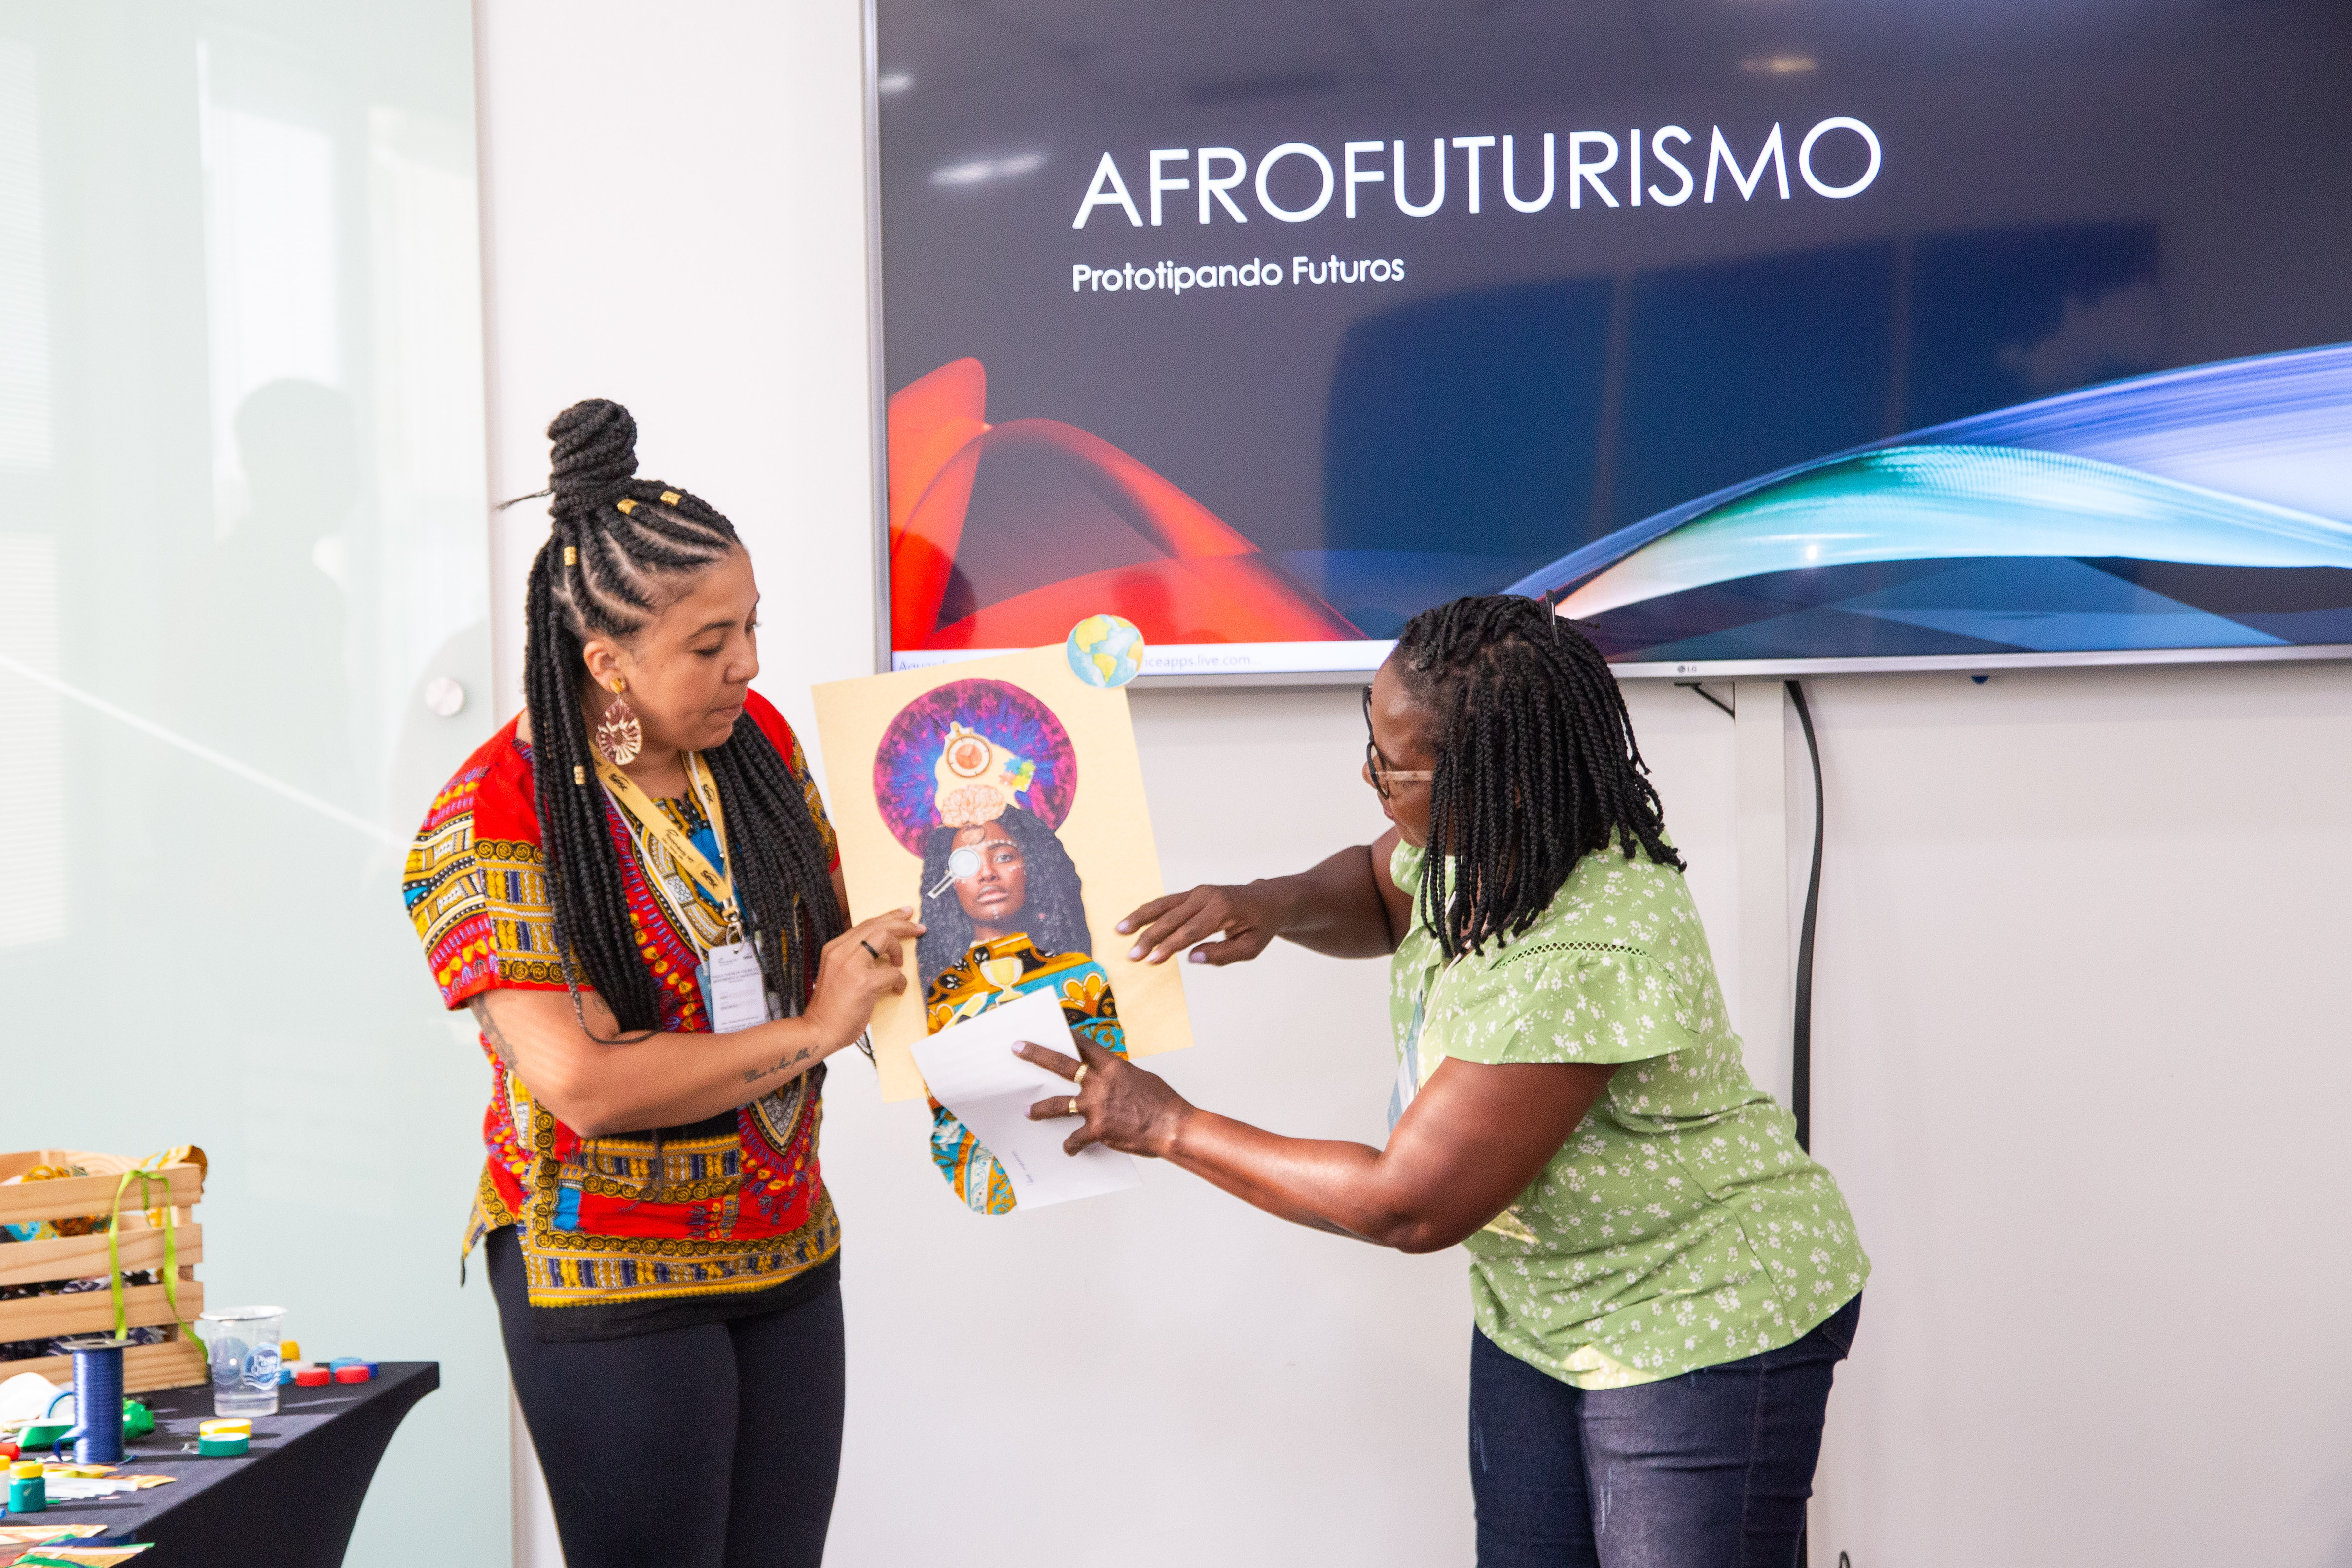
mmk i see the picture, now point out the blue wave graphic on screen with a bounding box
[1508,342,2352,661]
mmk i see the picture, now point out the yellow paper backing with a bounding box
[812,645,1195,1101]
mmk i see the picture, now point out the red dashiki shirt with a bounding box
[402,689,842,1341]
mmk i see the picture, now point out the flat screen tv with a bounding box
[870,0,2352,680]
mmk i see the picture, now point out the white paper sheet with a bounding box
[908,988,1142,1209]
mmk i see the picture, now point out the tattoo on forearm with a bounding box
[742,1045,817,1085]
[469,996,517,1069]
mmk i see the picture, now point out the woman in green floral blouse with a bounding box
[1020,595,1867,1567]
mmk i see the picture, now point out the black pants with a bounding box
[1468,1295,1861,1567]
[487,1226,846,1568]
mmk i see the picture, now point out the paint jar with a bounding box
[7,1459,44,1512]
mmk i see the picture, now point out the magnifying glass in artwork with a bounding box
[927,845,982,897]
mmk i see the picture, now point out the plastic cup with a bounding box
[198,1306,285,1418]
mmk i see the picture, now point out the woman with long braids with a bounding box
[403,399,919,1568]
[1037,595,1868,1567]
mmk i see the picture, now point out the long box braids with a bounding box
[1394,594,1683,962]
[520,398,845,1038]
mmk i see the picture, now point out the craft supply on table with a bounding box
[8,1459,45,1511]
[0,1148,210,1401]
[193,1416,250,1455]
[0,1523,104,1545]
[31,1467,174,1501]
[50,1341,127,1466]
[193,1307,282,1419]
[0,1378,57,1428]
[12,1424,67,1456]
[1,1530,155,1568]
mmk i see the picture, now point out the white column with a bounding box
[511,1390,562,1568]
[1732,680,1793,1103]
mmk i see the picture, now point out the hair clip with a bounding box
[659,491,680,506]
[563,545,577,566]
[574,765,587,785]
[615,498,637,515]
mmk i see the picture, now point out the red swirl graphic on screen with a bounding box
[888,358,1361,650]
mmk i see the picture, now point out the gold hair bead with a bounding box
[573,765,586,784]
[659,491,680,506]
[562,545,576,566]
[616,498,637,515]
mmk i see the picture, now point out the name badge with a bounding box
[699,940,769,1034]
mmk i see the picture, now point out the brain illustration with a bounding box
[872,679,1077,855]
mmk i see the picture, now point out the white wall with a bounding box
[471,4,2352,1565]
[1804,663,2352,1565]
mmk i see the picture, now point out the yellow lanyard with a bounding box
[594,751,743,941]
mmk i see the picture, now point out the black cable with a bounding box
[1653,678,1821,1566]
[1675,680,1736,719]
[1786,678,1823,1154]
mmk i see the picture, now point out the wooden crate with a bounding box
[0,1149,207,1395]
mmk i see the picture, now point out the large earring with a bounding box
[594,681,643,765]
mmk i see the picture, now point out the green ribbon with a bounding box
[107,1167,196,1352]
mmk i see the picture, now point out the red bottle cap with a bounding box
[333,1366,371,1383]
[294,1367,333,1386]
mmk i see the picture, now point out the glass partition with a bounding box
[0,1,501,1560]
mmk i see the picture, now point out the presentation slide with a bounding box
[875,0,2352,676]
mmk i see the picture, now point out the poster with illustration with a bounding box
[812,645,1191,1129]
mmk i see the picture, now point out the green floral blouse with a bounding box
[1389,839,1867,1389]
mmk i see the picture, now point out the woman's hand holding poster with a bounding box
[812,645,1191,1212]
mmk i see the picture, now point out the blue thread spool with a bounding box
[54,1337,129,1464]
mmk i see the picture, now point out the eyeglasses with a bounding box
[1362,685,1434,801]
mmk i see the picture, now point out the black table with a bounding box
[15,1362,437,1565]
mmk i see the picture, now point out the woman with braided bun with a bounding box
[1030,595,1868,1568]
[403,399,919,1568]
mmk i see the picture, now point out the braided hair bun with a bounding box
[546,398,641,514]
[517,400,847,1038]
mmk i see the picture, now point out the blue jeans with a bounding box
[1468,1294,1861,1568]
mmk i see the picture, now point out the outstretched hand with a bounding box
[1018,1037,1195,1158]
[1117,883,1283,966]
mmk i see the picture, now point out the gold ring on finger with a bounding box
[1074,1063,1089,1086]
[1067,1097,1080,1117]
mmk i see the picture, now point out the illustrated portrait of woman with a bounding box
[917,804,1090,994]
[872,682,1128,1214]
